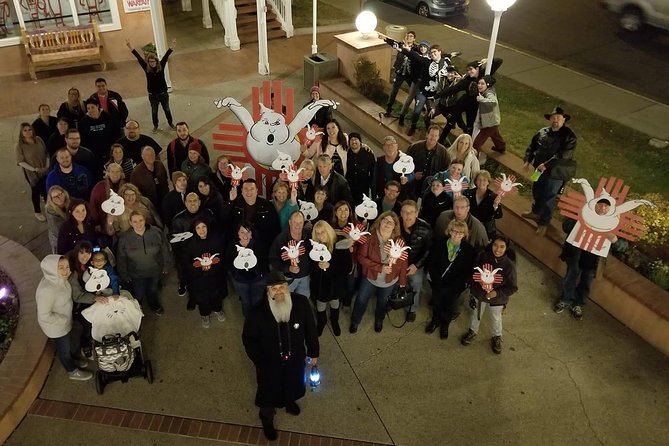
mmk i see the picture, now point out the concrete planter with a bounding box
[322,77,669,357]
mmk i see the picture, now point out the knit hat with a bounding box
[310,85,320,95]
[446,65,458,72]
[172,171,187,184]
[482,75,496,87]
[466,60,481,69]
[348,132,362,143]
[419,40,430,48]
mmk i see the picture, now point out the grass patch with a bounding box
[292,0,356,28]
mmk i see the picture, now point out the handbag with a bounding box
[387,285,413,310]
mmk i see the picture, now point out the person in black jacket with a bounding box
[305,86,332,130]
[227,221,269,318]
[400,200,433,321]
[166,122,210,176]
[269,211,312,298]
[242,271,319,441]
[345,133,375,205]
[32,104,59,144]
[397,40,430,126]
[382,30,418,116]
[522,106,577,235]
[314,154,353,206]
[436,57,503,135]
[115,120,162,165]
[223,179,281,248]
[420,175,453,227]
[460,235,518,354]
[127,38,176,132]
[89,78,129,130]
[161,171,188,230]
[183,218,228,328]
[210,154,241,202]
[78,99,121,166]
[426,219,476,339]
[463,170,502,238]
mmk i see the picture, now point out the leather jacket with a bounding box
[400,218,433,269]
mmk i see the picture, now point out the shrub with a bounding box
[632,193,669,246]
[647,260,669,290]
[354,57,385,103]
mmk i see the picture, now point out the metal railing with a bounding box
[266,0,294,37]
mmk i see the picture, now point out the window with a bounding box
[0,0,121,46]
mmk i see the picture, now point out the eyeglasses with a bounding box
[450,230,465,235]
[381,218,395,226]
[51,192,65,200]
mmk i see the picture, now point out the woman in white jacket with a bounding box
[36,254,92,381]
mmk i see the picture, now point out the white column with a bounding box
[222,0,240,50]
[150,0,172,88]
[311,0,317,54]
[485,10,503,76]
[257,0,269,74]
[202,0,212,28]
[182,0,193,12]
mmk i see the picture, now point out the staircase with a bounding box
[235,0,287,45]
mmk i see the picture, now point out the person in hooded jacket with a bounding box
[183,218,228,328]
[36,254,93,380]
[460,235,518,354]
[473,75,506,154]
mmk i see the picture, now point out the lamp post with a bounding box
[355,11,378,39]
[484,0,516,75]
[312,0,318,54]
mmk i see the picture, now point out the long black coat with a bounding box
[242,294,319,408]
[182,233,228,300]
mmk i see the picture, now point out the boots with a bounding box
[260,410,277,441]
[329,308,341,336]
[317,310,327,336]
[407,123,417,136]
[384,105,392,117]
[398,114,405,126]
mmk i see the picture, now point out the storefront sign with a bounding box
[123,0,150,13]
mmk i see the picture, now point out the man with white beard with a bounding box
[242,271,319,441]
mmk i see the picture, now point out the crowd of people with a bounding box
[27,34,591,441]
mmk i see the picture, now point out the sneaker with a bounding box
[406,312,416,322]
[374,319,383,333]
[349,323,358,334]
[535,225,547,236]
[168,124,177,130]
[153,307,165,316]
[213,310,226,322]
[75,359,89,369]
[553,301,568,314]
[68,368,93,381]
[178,284,187,297]
[201,315,210,328]
[383,111,392,117]
[460,329,477,346]
[491,146,506,154]
[521,212,539,221]
[34,213,46,222]
[491,336,503,354]
[152,126,159,134]
[571,305,583,321]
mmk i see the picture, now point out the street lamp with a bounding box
[355,11,378,39]
[484,0,516,75]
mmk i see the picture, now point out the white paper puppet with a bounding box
[170,231,193,243]
[355,194,378,221]
[493,173,522,197]
[82,296,143,343]
[213,97,338,167]
[84,267,111,293]
[299,124,324,147]
[558,177,653,257]
[271,150,294,172]
[445,177,469,197]
[193,252,220,272]
[101,189,125,216]
[299,200,318,222]
[281,239,306,267]
[309,239,332,263]
[343,222,371,244]
[225,163,251,187]
[393,151,415,178]
[279,164,305,190]
[384,238,411,267]
[472,264,504,294]
[233,245,258,271]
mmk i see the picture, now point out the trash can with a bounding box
[303,53,339,91]
[385,24,407,42]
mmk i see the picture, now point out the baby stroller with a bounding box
[82,293,153,394]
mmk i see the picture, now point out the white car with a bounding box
[601,0,669,32]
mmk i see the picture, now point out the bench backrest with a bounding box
[21,22,102,54]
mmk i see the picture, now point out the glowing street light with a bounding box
[355,11,378,39]
[484,0,516,75]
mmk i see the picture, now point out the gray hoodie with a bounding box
[117,225,172,281]
[36,254,73,338]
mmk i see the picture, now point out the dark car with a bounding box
[385,0,470,18]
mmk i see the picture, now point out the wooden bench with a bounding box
[21,21,106,80]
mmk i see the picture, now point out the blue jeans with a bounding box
[289,276,310,298]
[351,278,398,325]
[149,91,173,127]
[131,276,162,311]
[387,72,411,110]
[233,277,266,318]
[53,331,76,372]
[562,257,595,306]
[531,174,564,226]
[407,268,425,313]
[410,92,429,124]
[400,82,421,116]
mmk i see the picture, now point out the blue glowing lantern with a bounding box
[309,365,320,387]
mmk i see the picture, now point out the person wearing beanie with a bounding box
[435,56,504,136]
[162,170,188,230]
[383,31,418,117]
[472,74,506,155]
[345,131,376,204]
[304,85,332,130]
[165,121,210,176]
[180,143,212,191]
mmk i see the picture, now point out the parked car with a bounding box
[601,0,669,32]
[384,0,470,18]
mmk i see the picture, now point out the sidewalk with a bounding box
[2,6,669,446]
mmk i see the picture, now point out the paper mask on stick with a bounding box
[445,177,468,197]
[355,194,378,220]
[299,200,318,221]
[494,173,522,197]
[393,151,415,178]
[384,238,410,267]
[233,245,258,271]
[193,253,220,271]
[343,222,371,244]
[473,264,503,293]
[281,239,306,267]
[101,190,125,216]
[225,163,251,187]
[271,150,293,171]
[279,164,305,189]
[170,232,193,243]
[309,240,332,264]
[84,267,111,293]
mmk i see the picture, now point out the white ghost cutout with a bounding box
[214,96,338,167]
[309,239,332,263]
[233,245,258,271]
[393,151,415,177]
[101,190,125,216]
[83,267,111,293]
[170,232,193,243]
[299,200,318,221]
[355,194,378,220]
[271,150,294,171]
